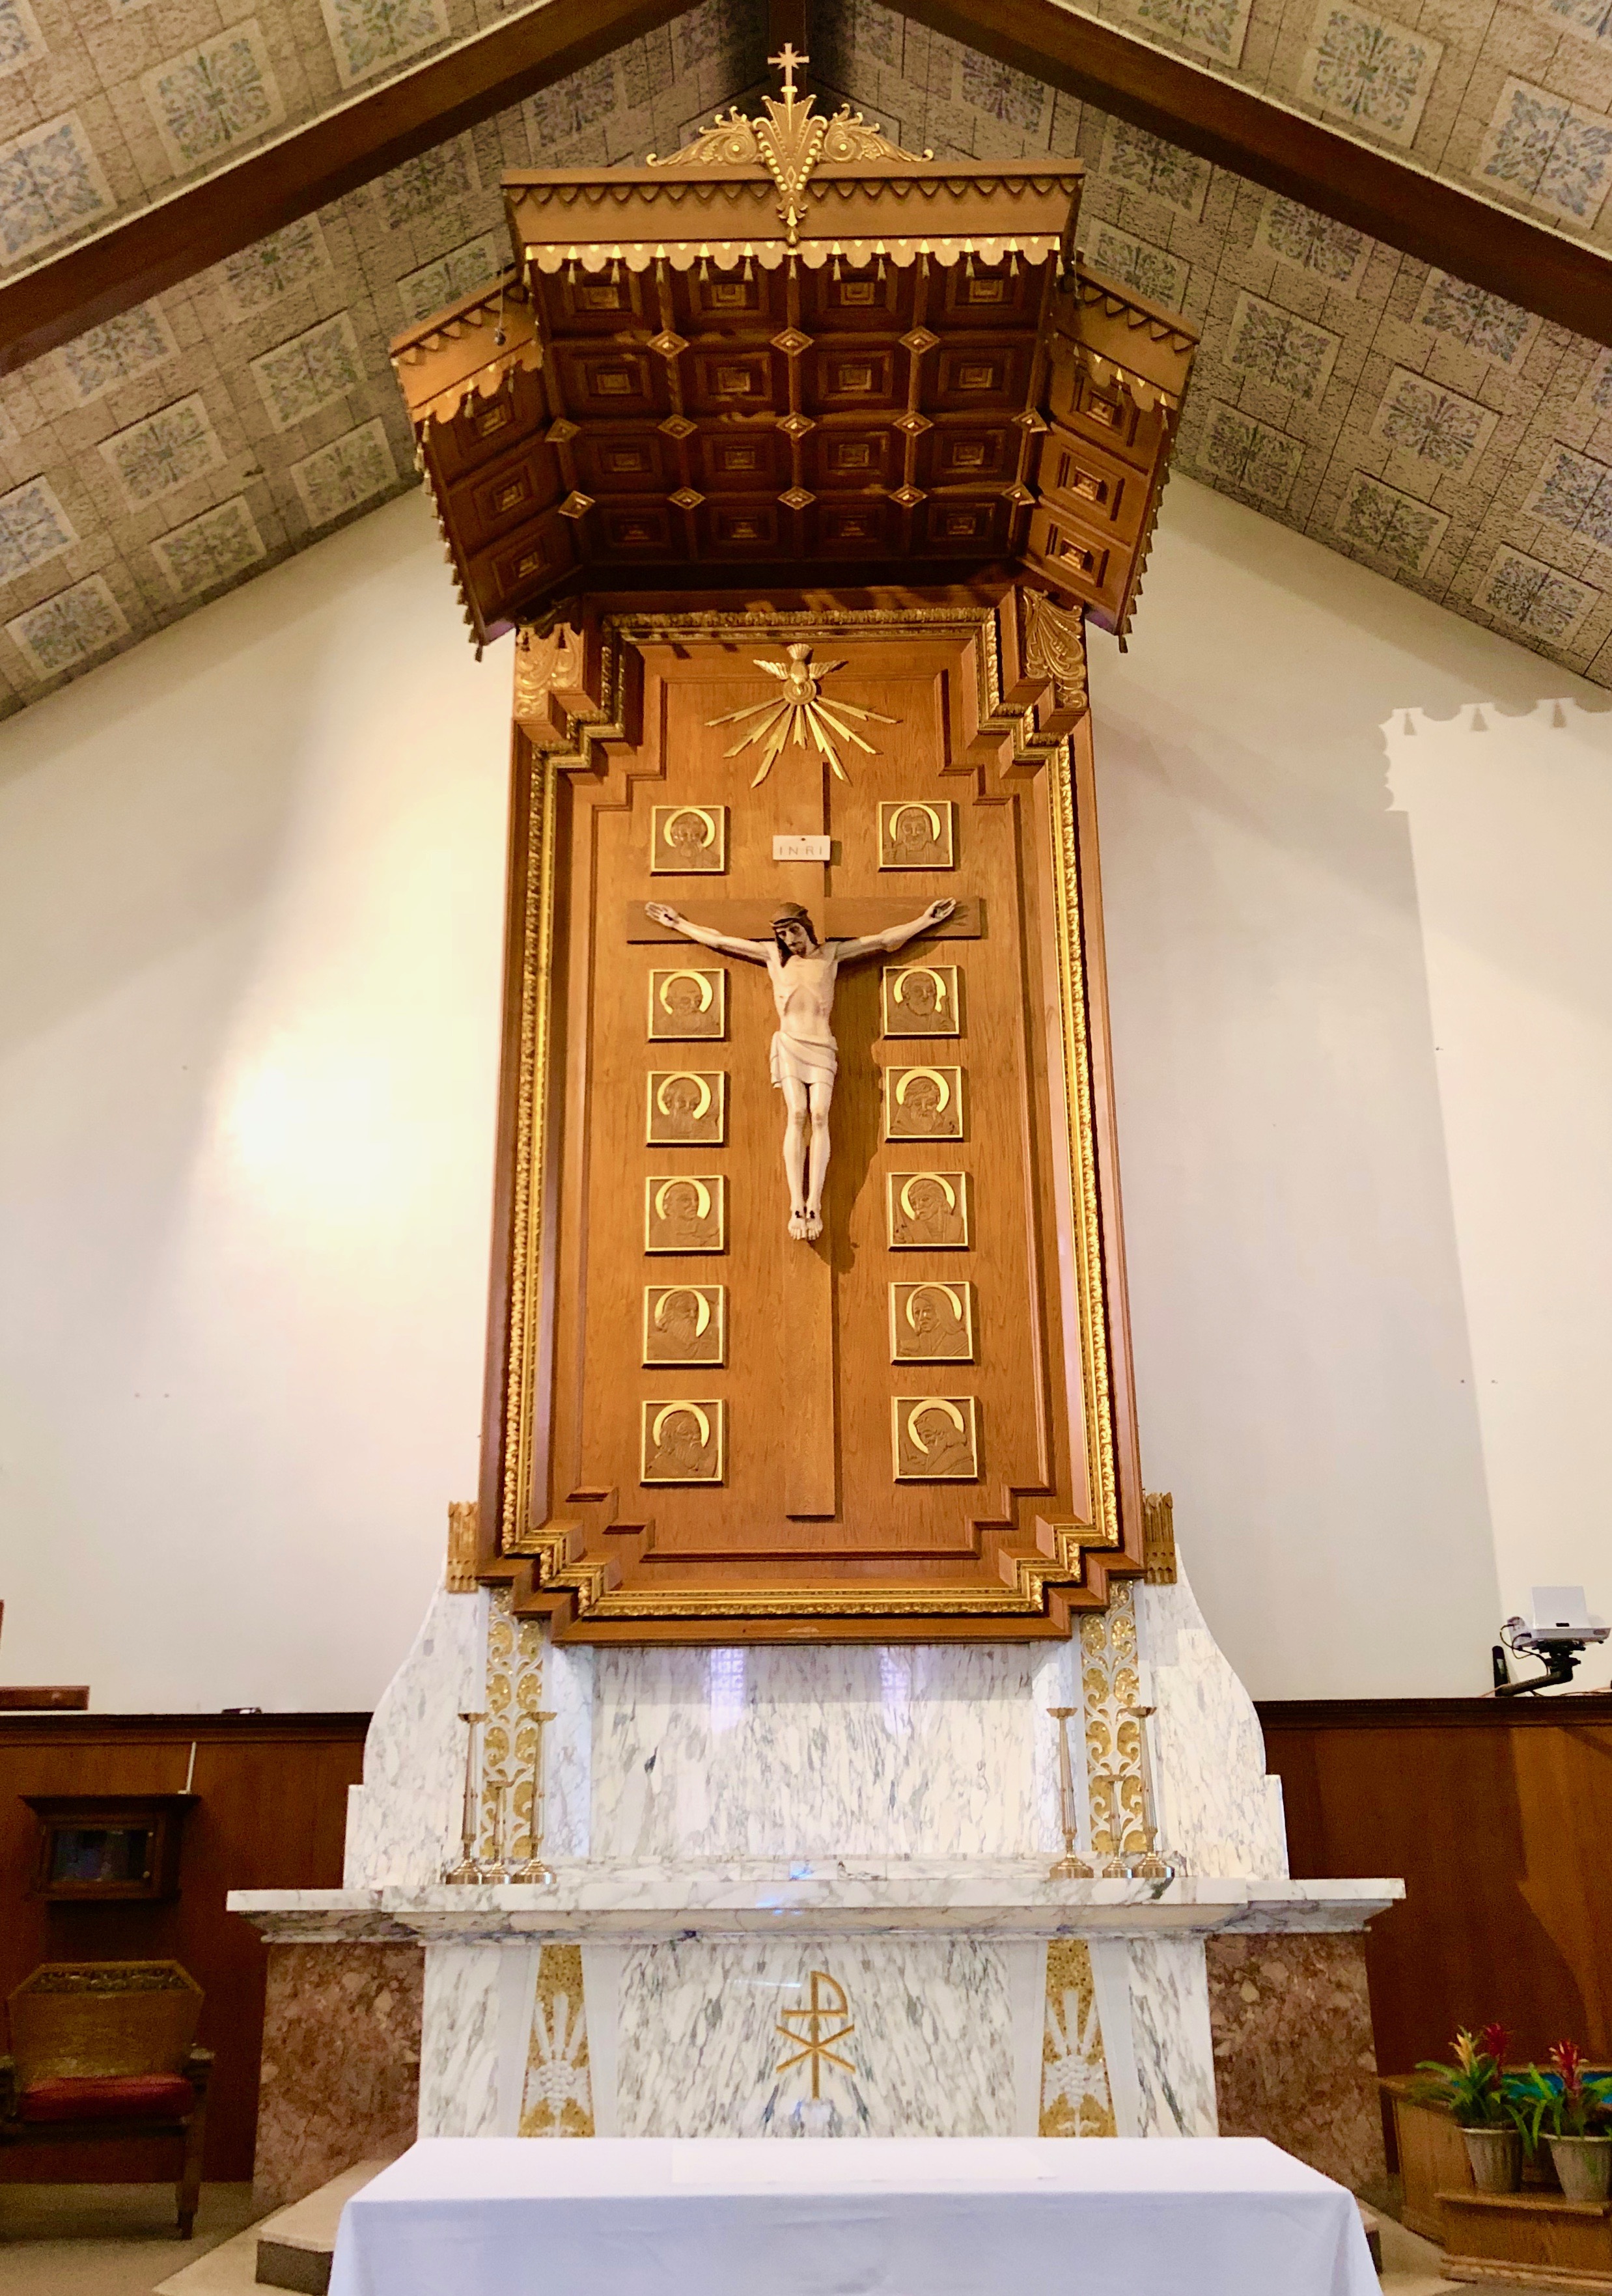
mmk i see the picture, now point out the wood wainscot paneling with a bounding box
[0,1713,368,2181]
[1256,1693,1612,2166]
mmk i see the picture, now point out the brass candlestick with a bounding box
[443,1710,486,1884]
[1046,1706,1094,1879]
[1126,1702,1177,1881]
[507,1709,557,1885]
[476,1780,513,1884]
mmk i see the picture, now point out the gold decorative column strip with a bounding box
[479,1587,549,1864]
[1080,1585,1149,1866]
[520,1941,594,2135]
[1039,1939,1116,2135]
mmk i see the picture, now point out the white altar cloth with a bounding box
[327,2137,1377,2296]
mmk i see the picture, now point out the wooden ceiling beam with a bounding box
[897,0,1612,352]
[0,0,689,378]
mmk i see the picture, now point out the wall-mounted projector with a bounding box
[1494,1586,1608,1695]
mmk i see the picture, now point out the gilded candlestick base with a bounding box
[1130,1851,1176,1881]
[507,1855,555,1886]
[1049,1846,1094,1880]
[442,1854,481,1886]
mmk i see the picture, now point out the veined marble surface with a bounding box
[344,1585,488,1889]
[592,1644,1042,1859]
[1139,1559,1289,1881]
[417,1941,538,2140]
[230,1864,1398,1944]
[1122,1935,1219,2138]
[611,1938,1024,2138]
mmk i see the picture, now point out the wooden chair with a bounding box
[0,1960,213,2237]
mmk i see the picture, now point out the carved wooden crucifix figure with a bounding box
[643,896,955,1239]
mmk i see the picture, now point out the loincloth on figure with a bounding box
[770,1029,838,1092]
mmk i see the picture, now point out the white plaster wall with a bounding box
[1,475,1606,1706]
[1090,480,1608,1697]
[0,492,510,1711]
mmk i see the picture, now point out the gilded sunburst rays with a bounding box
[706,643,898,784]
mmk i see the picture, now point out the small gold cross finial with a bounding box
[769,42,807,96]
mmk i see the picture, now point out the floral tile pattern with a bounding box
[1087,222,1190,310]
[291,417,398,527]
[1474,79,1612,226]
[398,232,505,324]
[1253,196,1371,290]
[56,306,180,408]
[0,478,76,581]
[1099,118,1212,215]
[380,137,479,229]
[1548,0,1612,44]
[0,0,45,80]
[153,497,268,597]
[101,396,226,507]
[1298,3,1441,148]
[1134,0,1255,65]
[320,0,449,89]
[143,23,288,178]
[1526,447,1612,551]
[5,575,129,678]
[217,220,334,320]
[1199,401,1308,505]
[1368,368,1498,472]
[1413,271,1540,369]
[1476,549,1600,643]
[1337,471,1449,573]
[251,312,365,432]
[0,115,115,264]
[1225,292,1342,401]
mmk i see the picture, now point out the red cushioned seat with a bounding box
[18,2075,196,2123]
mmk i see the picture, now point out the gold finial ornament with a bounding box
[706,644,898,784]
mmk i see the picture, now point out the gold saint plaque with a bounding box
[646,1069,727,1145]
[882,963,960,1038]
[886,1170,971,1249]
[884,1064,963,1141]
[641,1398,726,1484]
[889,1280,975,1362]
[892,1394,979,1480]
[879,799,955,870]
[643,1284,727,1366]
[649,967,727,1041]
[644,1174,727,1253]
[651,804,727,874]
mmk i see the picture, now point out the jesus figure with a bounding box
[644,894,955,1240]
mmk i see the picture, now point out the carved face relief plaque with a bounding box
[649,967,727,1041]
[882,963,960,1038]
[879,800,954,870]
[889,1280,975,1362]
[892,1394,979,1480]
[886,1170,971,1249]
[646,1069,727,1145]
[884,1064,963,1140]
[641,1399,726,1484]
[643,1284,727,1366]
[652,805,727,874]
[644,1175,727,1253]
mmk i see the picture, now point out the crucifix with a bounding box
[644,895,954,1239]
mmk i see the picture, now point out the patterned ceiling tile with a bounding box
[100,394,225,506]
[0,0,45,79]
[1575,350,1612,420]
[1548,0,1612,44]
[1413,270,1542,370]
[319,0,450,90]
[1225,290,1343,400]
[0,114,115,264]
[142,22,287,177]
[958,49,1048,131]
[379,135,479,227]
[217,217,335,320]
[527,59,621,151]
[397,229,504,324]
[1132,0,1255,66]
[1336,469,1450,572]
[5,573,129,678]
[1476,546,1600,643]
[56,303,179,407]
[1197,398,1309,503]
[290,414,397,526]
[1369,365,1501,471]
[1100,117,1212,215]
[1473,77,1612,226]
[0,475,76,579]
[1525,443,1612,549]
[1253,193,1372,290]
[250,311,365,431]
[1087,219,1191,309]
[152,495,268,596]
[1298,1,1443,148]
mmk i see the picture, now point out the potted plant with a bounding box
[1512,2043,1612,2202]
[1416,2025,1526,2193]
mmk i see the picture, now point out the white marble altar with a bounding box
[233,1553,1398,2148]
